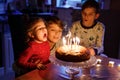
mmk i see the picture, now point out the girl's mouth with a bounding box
[43,33,47,38]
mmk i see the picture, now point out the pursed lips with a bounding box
[43,33,47,38]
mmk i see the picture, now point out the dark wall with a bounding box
[110,0,120,10]
[8,15,28,60]
[99,10,120,58]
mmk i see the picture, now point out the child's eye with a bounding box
[51,29,55,31]
[89,14,93,16]
[59,30,62,32]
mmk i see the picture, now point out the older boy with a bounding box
[70,0,106,56]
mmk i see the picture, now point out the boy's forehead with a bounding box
[48,24,59,28]
[48,24,62,30]
[82,7,96,13]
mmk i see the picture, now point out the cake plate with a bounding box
[49,54,97,80]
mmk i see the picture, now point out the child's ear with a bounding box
[28,32,34,38]
[95,13,100,19]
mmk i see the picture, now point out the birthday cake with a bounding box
[55,45,90,62]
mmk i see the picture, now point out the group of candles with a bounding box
[62,31,80,51]
[96,59,120,70]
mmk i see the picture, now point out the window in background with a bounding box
[56,0,82,9]
[56,0,109,9]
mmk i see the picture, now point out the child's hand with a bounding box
[88,48,95,56]
[37,63,47,70]
[35,59,41,64]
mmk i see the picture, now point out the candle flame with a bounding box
[62,37,66,45]
[73,36,80,45]
[62,31,80,51]
[66,30,71,38]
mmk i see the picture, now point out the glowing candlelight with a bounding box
[62,31,80,51]
[66,31,72,49]
[70,38,73,50]
[72,36,80,50]
[73,37,75,44]
[62,36,69,51]
[117,64,120,71]
[75,36,80,45]
[108,61,115,67]
[96,64,101,67]
[66,30,71,45]
[62,37,66,45]
[97,59,102,64]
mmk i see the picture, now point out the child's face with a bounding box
[81,7,99,27]
[32,21,47,43]
[47,24,62,43]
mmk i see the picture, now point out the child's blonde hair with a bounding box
[25,17,46,42]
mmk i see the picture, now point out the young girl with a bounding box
[70,0,106,56]
[46,16,64,55]
[15,17,50,75]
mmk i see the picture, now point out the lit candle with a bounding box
[73,36,80,49]
[66,31,71,50]
[96,63,101,71]
[62,36,69,51]
[62,37,66,46]
[97,59,102,64]
[75,36,80,45]
[96,64,101,67]
[75,36,80,49]
[108,61,115,67]
[117,64,120,71]
[70,38,72,50]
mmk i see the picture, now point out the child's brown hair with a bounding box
[46,16,64,30]
[82,0,100,14]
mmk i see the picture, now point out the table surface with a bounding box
[15,56,120,80]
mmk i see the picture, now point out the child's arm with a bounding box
[18,47,37,69]
[95,23,105,54]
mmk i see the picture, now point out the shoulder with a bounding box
[71,20,82,29]
[50,39,62,54]
[56,39,63,47]
[97,21,105,29]
[72,20,81,25]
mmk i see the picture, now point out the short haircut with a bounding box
[81,0,100,13]
[46,16,64,30]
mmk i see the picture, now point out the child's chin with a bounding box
[43,39,47,41]
[53,40,59,43]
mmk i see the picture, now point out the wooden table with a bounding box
[15,56,120,80]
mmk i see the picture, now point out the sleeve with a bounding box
[94,23,105,54]
[18,47,37,69]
